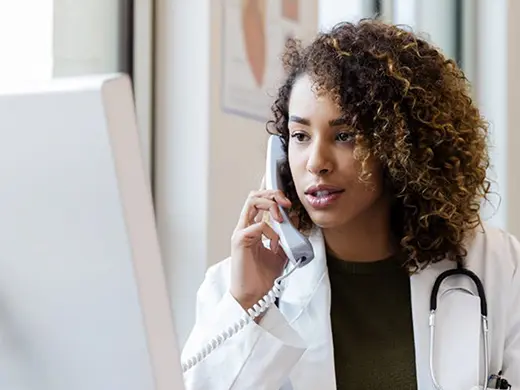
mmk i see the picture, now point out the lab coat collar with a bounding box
[281,227,483,390]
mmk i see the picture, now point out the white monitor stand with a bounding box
[0,74,185,390]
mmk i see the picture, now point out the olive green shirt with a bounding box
[328,254,418,389]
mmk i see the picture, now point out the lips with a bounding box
[304,185,345,209]
[304,185,344,196]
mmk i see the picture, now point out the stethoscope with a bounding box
[429,262,489,390]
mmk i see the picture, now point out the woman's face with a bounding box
[287,74,386,230]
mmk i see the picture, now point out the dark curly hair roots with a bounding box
[266,19,491,272]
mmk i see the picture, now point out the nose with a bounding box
[306,139,333,176]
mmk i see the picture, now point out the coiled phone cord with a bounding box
[181,259,302,373]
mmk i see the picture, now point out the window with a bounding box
[0,0,54,87]
[0,0,133,87]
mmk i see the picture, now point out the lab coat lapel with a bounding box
[411,261,482,390]
[278,228,337,390]
[281,229,483,390]
[280,227,327,307]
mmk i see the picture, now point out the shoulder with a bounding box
[465,222,520,281]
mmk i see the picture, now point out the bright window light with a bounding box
[0,0,53,88]
[393,0,417,30]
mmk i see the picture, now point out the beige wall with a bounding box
[154,0,318,345]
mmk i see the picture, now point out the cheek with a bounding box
[287,152,306,189]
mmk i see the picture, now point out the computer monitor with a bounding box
[0,74,185,390]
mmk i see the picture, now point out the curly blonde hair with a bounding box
[266,19,491,271]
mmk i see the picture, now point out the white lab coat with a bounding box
[181,224,520,390]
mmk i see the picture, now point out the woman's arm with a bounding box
[181,261,306,390]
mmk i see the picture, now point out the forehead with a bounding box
[288,74,343,121]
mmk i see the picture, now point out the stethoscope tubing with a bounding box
[428,266,489,390]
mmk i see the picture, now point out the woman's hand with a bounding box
[229,188,291,311]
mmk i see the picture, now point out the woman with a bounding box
[181,20,520,389]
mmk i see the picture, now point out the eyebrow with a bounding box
[289,115,349,127]
[329,117,349,127]
[289,115,310,125]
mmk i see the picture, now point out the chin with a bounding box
[306,210,346,230]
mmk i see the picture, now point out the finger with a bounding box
[249,189,291,206]
[236,193,288,230]
[236,197,273,230]
[253,208,265,224]
[253,205,279,225]
[250,198,281,225]
[234,221,279,250]
[257,223,289,263]
[260,221,281,253]
[264,190,292,209]
[254,190,292,221]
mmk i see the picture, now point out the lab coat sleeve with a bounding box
[181,263,307,390]
[502,234,520,385]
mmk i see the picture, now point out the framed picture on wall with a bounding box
[220,0,311,121]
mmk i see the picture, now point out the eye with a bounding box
[290,132,309,143]
[336,131,354,143]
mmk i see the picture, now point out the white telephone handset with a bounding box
[265,135,314,266]
[181,135,312,373]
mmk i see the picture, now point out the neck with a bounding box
[323,197,397,262]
